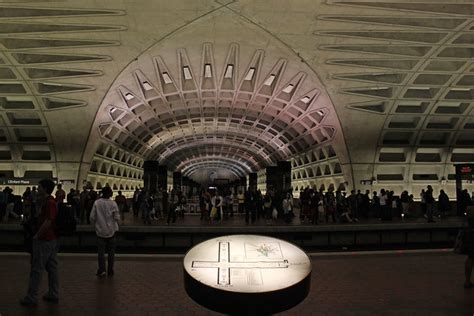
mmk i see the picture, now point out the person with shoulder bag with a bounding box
[20,179,59,306]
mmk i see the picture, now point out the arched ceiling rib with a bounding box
[92,42,340,181]
[180,156,252,178]
[309,0,474,185]
[104,62,334,157]
[163,143,266,171]
[0,1,471,191]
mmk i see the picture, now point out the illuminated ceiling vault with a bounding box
[0,1,472,193]
[90,42,342,183]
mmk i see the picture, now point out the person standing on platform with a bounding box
[425,185,435,223]
[55,184,65,205]
[154,189,163,219]
[89,186,120,277]
[463,206,474,288]
[348,190,359,222]
[438,190,450,218]
[0,188,5,221]
[68,189,81,221]
[310,190,319,225]
[244,188,257,224]
[255,189,263,220]
[282,192,293,224]
[30,186,38,218]
[237,191,245,214]
[79,186,88,224]
[227,190,234,218]
[167,189,177,225]
[400,191,409,218]
[420,189,427,218]
[3,187,18,222]
[371,191,379,219]
[148,192,158,221]
[199,188,208,220]
[139,190,151,224]
[20,179,59,306]
[132,188,140,217]
[299,188,310,222]
[222,191,231,220]
[378,189,388,220]
[161,188,169,222]
[325,190,336,223]
[84,187,97,224]
[210,191,223,221]
[22,187,33,218]
[360,189,370,219]
[263,192,273,222]
[114,190,128,222]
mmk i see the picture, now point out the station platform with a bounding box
[0,250,472,315]
[0,214,465,253]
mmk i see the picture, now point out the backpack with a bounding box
[55,203,77,237]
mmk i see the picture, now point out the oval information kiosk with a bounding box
[184,235,312,315]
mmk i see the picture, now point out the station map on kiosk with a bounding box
[184,235,311,293]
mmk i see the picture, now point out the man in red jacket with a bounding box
[20,179,59,306]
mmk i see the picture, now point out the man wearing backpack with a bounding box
[20,179,59,306]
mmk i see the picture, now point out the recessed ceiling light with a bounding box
[301,96,311,104]
[244,68,255,81]
[142,81,153,91]
[282,84,294,93]
[224,64,233,79]
[183,66,192,80]
[204,64,212,78]
[43,82,62,86]
[124,93,134,100]
[162,72,172,84]
[263,74,275,86]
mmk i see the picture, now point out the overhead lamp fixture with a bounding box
[204,64,212,78]
[301,96,311,104]
[224,64,234,79]
[110,108,117,114]
[124,93,134,100]
[316,110,324,116]
[142,81,153,91]
[244,68,255,81]
[183,66,192,80]
[43,82,62,86]
[162,72,173,84]
[282,84,294,93]
[263,74,276,86]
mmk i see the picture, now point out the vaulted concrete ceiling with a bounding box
[0,0,473,192]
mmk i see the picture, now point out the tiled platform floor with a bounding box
[0,251,472,315]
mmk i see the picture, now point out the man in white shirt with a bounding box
[90,186,120,277]
[378,189,388,220]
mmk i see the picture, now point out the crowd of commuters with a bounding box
[1,184,473,226]
[296,185,472,224]
[2,179,472,307]
[196,187,303,224]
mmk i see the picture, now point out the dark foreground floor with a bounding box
[0,251,472,316]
